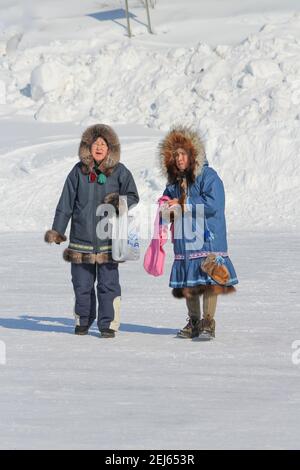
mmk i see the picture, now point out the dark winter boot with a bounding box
[74,325,89,336]
[197,318,216,341]
[100,328,116,338]
[177,317,201,339]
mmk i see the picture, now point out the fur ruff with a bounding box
[158,126,206,184]
[79,124,120,176]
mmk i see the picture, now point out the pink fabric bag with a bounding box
[143,195,172,277]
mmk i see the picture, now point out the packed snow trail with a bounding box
[0,232,299,449]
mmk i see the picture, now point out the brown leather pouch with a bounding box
[201,254,230,285]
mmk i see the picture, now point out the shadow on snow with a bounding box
[87,9,148,31]
[0,315,178,336]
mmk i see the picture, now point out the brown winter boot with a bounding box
[197,318,216,341]
[177,317,201,339]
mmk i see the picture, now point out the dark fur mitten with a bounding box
[44,230,67,244]
[103,192,119,214]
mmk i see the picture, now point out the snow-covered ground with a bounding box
[0,231,300,450]
[0,0,300,450]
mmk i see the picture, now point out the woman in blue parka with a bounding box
[159,126,238,340]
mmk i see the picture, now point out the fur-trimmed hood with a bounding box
[79,124,120,176]
[158,126,206,184]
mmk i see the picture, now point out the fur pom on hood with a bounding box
[79,124,120,175]
[158,126,206,184]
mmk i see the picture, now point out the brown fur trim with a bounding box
[209,285,236,295]
[158,126,206,184]
[95,253,114,264]
[44,229,67,244]
[81,253,97,264]
[63,249,83,264]
[172,285,236,299]
[62,248,114,265]
[182,286,207,298]
[80,164,90,175]
[172,288,185,298]
[78,124,120,176]
[103,192,119,210]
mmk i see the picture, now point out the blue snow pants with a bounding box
[71,262,121,331]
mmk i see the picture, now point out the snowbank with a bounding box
[0,2,299,232]
[31,61,70,102]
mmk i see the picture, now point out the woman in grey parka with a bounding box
[45,124,139,338]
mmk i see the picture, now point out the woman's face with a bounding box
[174,148,189,171]
[91,137,109,163]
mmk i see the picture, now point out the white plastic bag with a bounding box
[110,196,140,262]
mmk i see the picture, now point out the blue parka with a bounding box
[159,126,238,289]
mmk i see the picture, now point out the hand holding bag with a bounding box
[143,195,171,276]
[111,196,140,262]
